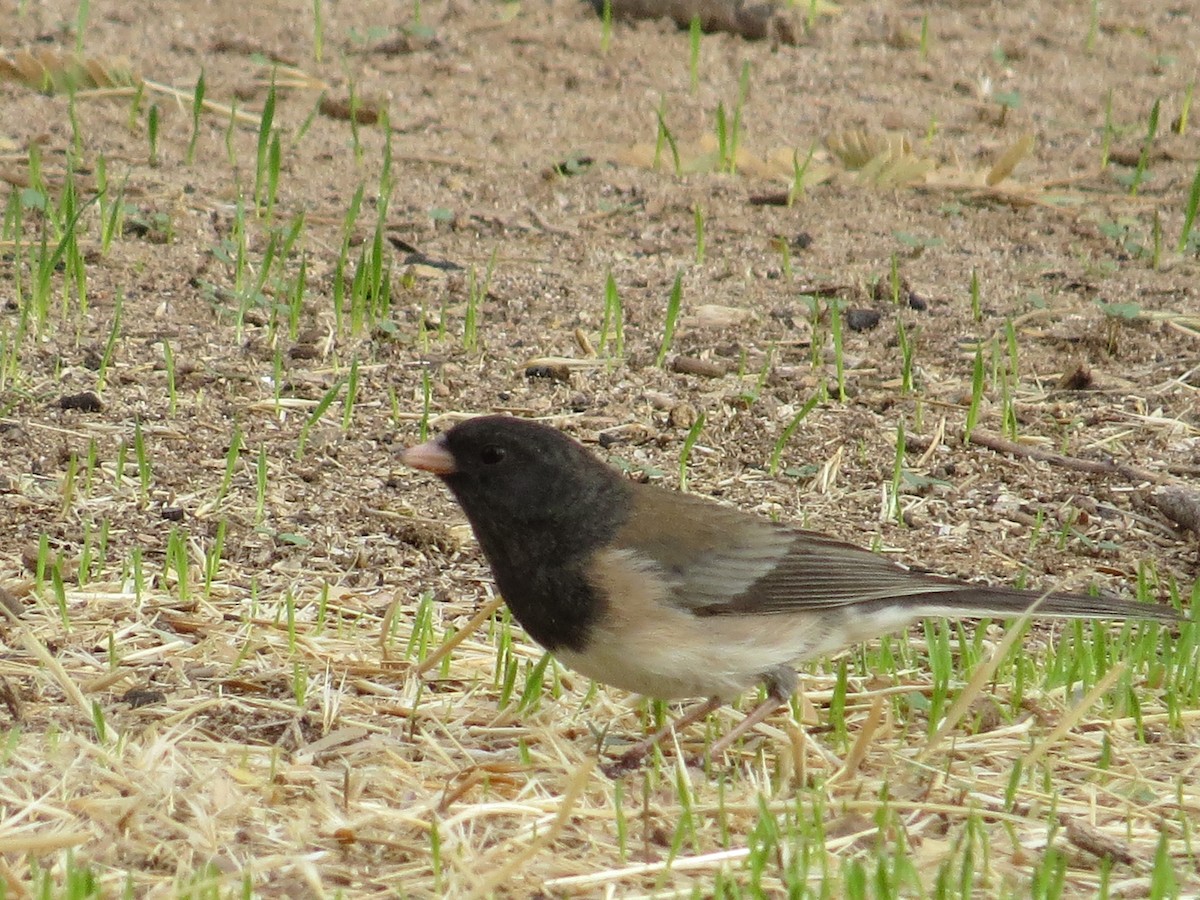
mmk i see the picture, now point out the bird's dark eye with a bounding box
[480,444,506,465]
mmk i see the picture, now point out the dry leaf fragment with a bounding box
[826,128,933,187]
[986,132,1035,186]
[0,48,140,94]
[826,129,911,169]
[857,150,934,188]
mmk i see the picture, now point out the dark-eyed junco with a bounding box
[402,415,1181,770]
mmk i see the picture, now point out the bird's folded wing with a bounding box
[694,527,968,614]
[617,483,1179,622]
[619,489,962,615]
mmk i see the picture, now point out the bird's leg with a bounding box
[602,696,723,775]
[705,667,796,760]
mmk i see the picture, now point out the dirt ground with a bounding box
[1,0,1198,896]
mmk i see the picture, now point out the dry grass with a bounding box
[2,555,1196,896]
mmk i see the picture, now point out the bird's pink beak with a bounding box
[401,437,457,475]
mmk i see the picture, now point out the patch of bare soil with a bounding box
[1,0,1198,895]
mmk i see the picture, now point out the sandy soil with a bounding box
[1,0,1198,895]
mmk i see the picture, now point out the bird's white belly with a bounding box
[555,634,751,699]
[555,604,846,699]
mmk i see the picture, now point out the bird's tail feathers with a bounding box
[899,585,1181,625]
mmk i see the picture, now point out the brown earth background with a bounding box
[1,0,1199,896]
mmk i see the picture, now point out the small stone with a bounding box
[669,403,697,428]
[122,689,167,708]
[59,391,103,413]
[643,391,675,410]
[524,363,571,383]
[845,308,882,332]
[0,584,22,618]
[289,344,320,360]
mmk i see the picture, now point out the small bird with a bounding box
[402,415,1181,770]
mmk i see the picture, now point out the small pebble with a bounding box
[845,308,882,332]
[59,391,104,413]
[669,403,697,428]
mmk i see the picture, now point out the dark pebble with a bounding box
[59,391,103,412]
[845,308,882,332]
